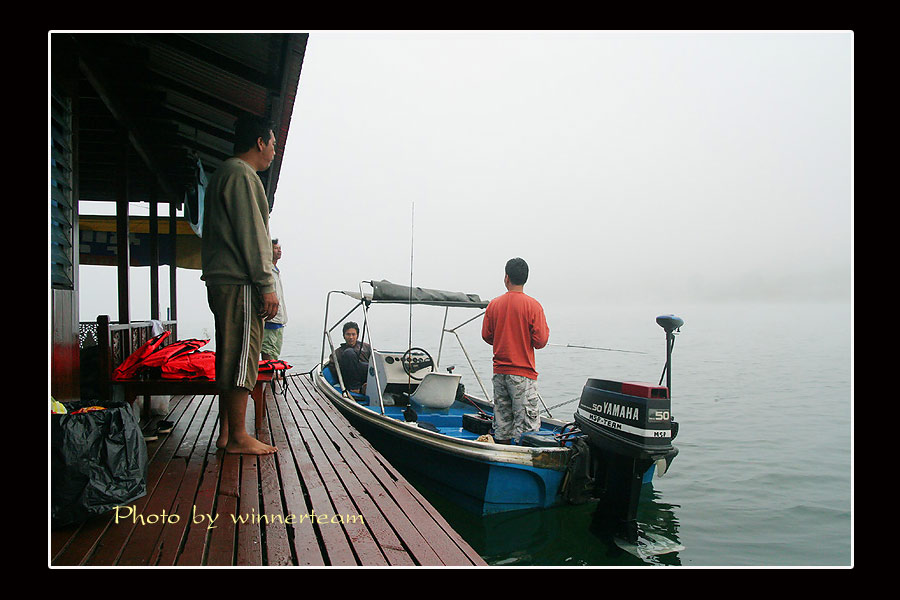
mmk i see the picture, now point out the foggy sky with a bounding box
[76,31,853,335]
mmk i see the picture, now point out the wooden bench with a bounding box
[84,315,271,432]
[119,375,271,433]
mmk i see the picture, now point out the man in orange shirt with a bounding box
[481,257,550,444]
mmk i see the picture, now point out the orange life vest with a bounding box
[160,350,217,380]
[141,338,209,368]
[111,331,171,380]
[258,359,293,372]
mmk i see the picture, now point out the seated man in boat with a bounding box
[330,322,372,394]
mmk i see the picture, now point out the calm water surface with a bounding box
[275,300,852,567]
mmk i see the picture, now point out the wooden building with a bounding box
[50,33,489,566]
[50,32,309,401]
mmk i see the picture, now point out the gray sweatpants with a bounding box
[491,373,542,442]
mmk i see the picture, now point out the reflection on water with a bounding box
[620,487,684,565]
[405,471,684,566]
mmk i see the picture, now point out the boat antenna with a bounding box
[407,201,414,388]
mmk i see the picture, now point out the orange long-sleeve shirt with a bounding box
[482,291,550,380]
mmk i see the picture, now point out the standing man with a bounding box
[261,238,288,361]
[481,257,550,444]
[202,115,279,455]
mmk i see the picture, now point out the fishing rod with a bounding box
[539,395,582,416]
[547,343,646,354]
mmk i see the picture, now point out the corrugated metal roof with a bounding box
[144,42,270,114]
[56,32,309,210]
[177,33,276,73]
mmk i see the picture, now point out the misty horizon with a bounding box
[73,31,853,332]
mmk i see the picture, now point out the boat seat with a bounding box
[409,372,461,409]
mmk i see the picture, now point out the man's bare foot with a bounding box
[216,418,229,449]
[224,435,277,455]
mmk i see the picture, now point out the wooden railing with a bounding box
[79,315,178,400]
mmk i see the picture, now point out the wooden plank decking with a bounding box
[50,373,486,567]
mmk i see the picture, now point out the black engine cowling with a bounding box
[574,379,677,460]
[567,379,679,525]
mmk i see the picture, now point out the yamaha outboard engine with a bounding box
[570,315,682,537]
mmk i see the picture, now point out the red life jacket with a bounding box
[112,330,172,380]
[258,359,293,372]
[160,350,217,380]
[141,338,209,368]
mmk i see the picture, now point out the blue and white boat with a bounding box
[312,280,681,524]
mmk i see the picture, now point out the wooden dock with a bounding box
[51,373,486,567]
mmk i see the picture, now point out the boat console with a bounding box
[367,349,461,409]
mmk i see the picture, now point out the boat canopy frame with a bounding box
[320,280,491,414]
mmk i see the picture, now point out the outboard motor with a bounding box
[569,315,683,537]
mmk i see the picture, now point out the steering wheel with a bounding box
[400,347,435,381]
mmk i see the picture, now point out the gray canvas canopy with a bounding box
[342,280,488,308]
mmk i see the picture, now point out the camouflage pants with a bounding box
[491,374,541,442]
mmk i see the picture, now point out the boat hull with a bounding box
[345,405,566,514]
[313,369,570,515]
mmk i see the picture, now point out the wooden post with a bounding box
[98,315,111,401]
[116,131,130,335]
[169,200,178,339]
[150,186,159,320]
